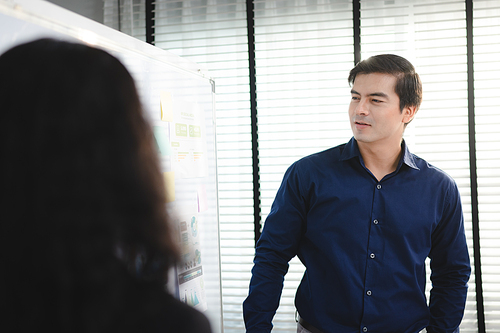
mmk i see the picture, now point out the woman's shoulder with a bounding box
[153,293,213,333]
[128,282,213,333]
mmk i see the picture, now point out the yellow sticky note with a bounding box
[160,91,173,122]
[163,171,175,203]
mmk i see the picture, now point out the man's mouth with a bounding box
[355,121,370,126]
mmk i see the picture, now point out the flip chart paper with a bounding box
[169,100,208,179]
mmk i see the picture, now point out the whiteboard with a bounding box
[0,0,222,331]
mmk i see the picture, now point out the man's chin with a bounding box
[352,134,373,143]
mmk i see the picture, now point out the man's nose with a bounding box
[355,98,369,115]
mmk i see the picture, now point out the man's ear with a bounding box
[403,106,417,124]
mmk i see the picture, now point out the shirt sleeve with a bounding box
[243,163,307,333]
[427,181,471,333]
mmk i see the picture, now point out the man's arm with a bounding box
[427,182,471,333]
[243,163,306,332]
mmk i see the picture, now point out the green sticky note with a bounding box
[153,126,172,156]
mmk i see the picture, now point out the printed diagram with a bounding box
[176,211,207,311]
[181,280,205,308]
[170,99,208,179]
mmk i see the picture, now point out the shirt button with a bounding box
[363,327,368,332]
[373,219,378,224]
[370,253,375,259]
[366,290,372,296]
[377,184,382,189]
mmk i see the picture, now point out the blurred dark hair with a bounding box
[0,39,179,331]
[348,54,422,112]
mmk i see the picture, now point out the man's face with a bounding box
[348,73,415,147]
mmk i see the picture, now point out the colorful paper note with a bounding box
[163,171,175,203]
[197,184,208,212]
[153,126,172,156]
[160,91,173,122]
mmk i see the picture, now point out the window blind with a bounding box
[103,0,147,42]
[152,1,254,332]
[100,1,500,332]
[360,0,477,331]
[473,0,500,331]
[253,0,353,330]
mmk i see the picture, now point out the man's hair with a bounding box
[0,39,179,331]
[348,54,422,112]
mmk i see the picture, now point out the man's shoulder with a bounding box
[409,152,458,189]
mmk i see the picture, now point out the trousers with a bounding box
[296,322,428,333]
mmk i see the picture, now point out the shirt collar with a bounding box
[401,140,419,171]
[340,137,420,171]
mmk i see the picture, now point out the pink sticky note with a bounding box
[197,184,208,212]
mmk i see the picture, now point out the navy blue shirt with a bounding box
[243,138,470,333]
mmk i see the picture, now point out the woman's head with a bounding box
[0,39,178,329]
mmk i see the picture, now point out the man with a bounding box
[243,54,471,333]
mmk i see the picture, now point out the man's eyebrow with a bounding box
[369,92,389,98]
[350,89,389,99]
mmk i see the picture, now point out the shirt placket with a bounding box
[360,181,383,333]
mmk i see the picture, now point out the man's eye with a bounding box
[372,99,382,103]
[351,96,359,100]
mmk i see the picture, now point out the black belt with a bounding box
[298,315,325,333]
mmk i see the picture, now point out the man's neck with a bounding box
[357,139,403,182]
